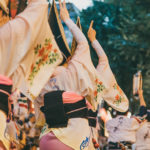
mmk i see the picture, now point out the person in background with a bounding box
[135,89,150,150]
[104,87,148,150]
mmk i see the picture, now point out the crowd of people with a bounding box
[0,0,149,150]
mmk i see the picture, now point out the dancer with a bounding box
[87,20,129,150]
[36,0,107,149]
[135,89,150,150]
[87,20,129,113]
[36,1,129,150]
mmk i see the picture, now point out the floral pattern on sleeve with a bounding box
[113,83,125,106]
[28,38,61,85]
[94,79,105,102]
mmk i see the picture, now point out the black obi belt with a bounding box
[40,90,97,128]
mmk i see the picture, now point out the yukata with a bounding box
[91,40,129,112]
[89,39,129,149]
[35,18,129,150]
[35,18,100,150]
[135,106,150,150]
[0,0,63,100]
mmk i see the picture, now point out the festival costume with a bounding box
[0,0,63,100]
[35,18,129,149]
[91,40,129,112]
[36,18,100,150]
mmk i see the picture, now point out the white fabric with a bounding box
[106,115,140,143]
[136,121,150,150]
[0,0,63,100]
[40,119,94,150]
[92,40,129,112]
[35,18,103,150]
[0,110,9,150]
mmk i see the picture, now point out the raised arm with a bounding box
[87,21,117,85]
[87,21,108,65]
[138,90,146,107]
[134,83,147,119]
[59,0,88,46]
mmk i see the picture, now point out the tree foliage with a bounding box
[80,0,150,112]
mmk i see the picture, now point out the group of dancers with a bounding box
[0,0,149,150]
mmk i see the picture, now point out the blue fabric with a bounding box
[138,106,147,117]
[137,106,150,121]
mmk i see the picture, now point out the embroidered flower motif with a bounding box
[94,79,105,102]
[115,94,120,100]
[113,83,123,95]
[113,83,125,105]
[54,49,57,53]
[46,43,52,50]
[94,90,98,97]
[28,38,60,85]
[38,47,45,56]
[95,79,98,83]
[113,94,122,105]
[99,81,103,85]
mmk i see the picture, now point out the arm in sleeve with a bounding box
[0,0,48,76]
[91,40,109,73]
[64,19,88,45]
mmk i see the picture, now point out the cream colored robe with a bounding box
[36,18,128,150]
[35,19,106,150]
[92,40,129,112]
[0,0,62,149]
[0,0,63,100]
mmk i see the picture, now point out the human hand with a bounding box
[59,0,70,22]
[87,20,96,42]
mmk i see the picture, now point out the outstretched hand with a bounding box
[59,0,70,22]
[87,21,96,42]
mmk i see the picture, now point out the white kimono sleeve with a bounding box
[92,40,129,112]
[0,0,63,99]
[61,19,107,110]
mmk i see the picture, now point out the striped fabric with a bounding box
[18,96,28,115]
